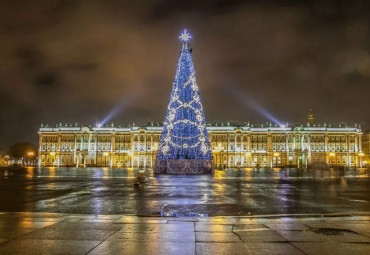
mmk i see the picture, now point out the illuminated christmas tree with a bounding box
[155,29,213,174]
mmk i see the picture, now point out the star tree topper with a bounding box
[179,29,192,43]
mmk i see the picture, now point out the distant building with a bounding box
[38,120,364,168]
[0,155,10,167]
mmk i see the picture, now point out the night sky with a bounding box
[1,0,370,151]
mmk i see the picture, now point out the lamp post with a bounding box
[359,152,364,168]
[245,151,251,168]
[273,152,280,167]
[128,151,133,168]
[49,152,56,167]
[152,143,158,169]
[329,152,336,168]
[238,143,242,169]
[27,151,35,166]
[213,147,219,169]
[4,155,10,166]
[216,143,222,169]
[103,152,109,167]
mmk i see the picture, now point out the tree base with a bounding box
[155,159,213,174]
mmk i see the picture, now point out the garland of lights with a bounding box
[157,30,212,160]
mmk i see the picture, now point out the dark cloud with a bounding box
[14,47,43,69]
[0,0,370,151]
[67,62,99,72]
[145,0,246,22]
[34,72,58,89]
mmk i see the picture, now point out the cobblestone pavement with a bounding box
[0,212,369,254]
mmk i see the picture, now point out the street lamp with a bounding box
[217,143,224,169]
[359,152,364,167]
[128,151,133,167]
[26,151,35,166]
[245,151,251,168]
[329,152,335,167]
[49,152,56,167]
[152,143,158,168]
[103,152,109,167]
[219,143,225,167]
[213,147,220,169]
[273,152,280,167]
[4,155,10,166]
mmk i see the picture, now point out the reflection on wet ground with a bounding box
[1,167,369,179]
[0,167,369,216]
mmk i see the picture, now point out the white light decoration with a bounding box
[168,113,175,121]
[179,29,192,43]
[157,29,212,161]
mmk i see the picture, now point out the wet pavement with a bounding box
[0,167,369,216]
[0,212,369,255]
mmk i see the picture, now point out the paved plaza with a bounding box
[0,212,369,254]
[1,167,370,254]
[0,167,369,215]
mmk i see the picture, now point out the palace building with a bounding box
[37,31,366,170]
[38,116,364,168]
[362,131,370,166]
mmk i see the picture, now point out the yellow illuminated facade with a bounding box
[38,122,364,168]
[362,132,370,167]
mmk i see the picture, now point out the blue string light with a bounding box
[157,30,212,160]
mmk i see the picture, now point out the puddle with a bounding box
[314,228,358,235]
[160,212,208,217]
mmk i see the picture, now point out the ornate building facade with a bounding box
[362,131,370,167]
[38,121,364,168]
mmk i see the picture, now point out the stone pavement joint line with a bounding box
[84,225,122,255]
[0,212,369,254]
[231,225,242,241]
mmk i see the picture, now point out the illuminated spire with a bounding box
[308,108,315,125]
